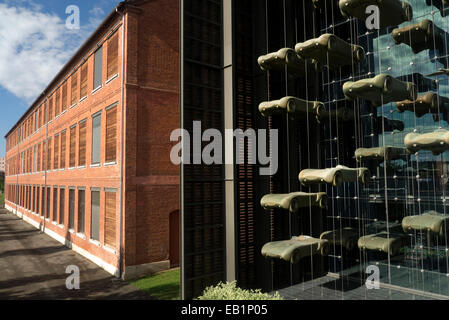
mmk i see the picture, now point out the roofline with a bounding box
[5,1,128,139]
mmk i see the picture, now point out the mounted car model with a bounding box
[342,74,417,107]
[295,33,365,68]
[260,192,328,213]
[258,96,325,118]
[404,129,449,155]
[298,165,370,187]
[339,0,412,28]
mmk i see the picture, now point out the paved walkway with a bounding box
[0,208,151,299]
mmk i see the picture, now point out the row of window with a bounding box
[6,103,118,176]
[6,30,120,151]
[5,184,117,249]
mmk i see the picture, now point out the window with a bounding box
[47,138,52,171]
[104,190,116,248]
[37,143,41,172]
[38,106,42,128]
[93,46,103,90]
[69,125,76,168]
[59,188,65,225]
[107,32,119,80]
[91,190,100,241]
[105,105,117,163]
[80,63,88,98]
[53,187,58,222]
[79,120,87,166]
[36,186,40,216]
[91,113,101,165]
[34,111,38,132]
[71,72,78,106]
[54,134,59,169]
[55,89,60,116]
[69,188,75,230]
[42,140,46,171]
[62,81,68,112]
[78,189,85,234]
[46,187,51,219]
[32,186,35,212]
[33,145,37,172]
[41,186,45,217]
[60,131,66,169]
[48,95,54,121]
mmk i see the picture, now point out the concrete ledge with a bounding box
[122,260,170,280]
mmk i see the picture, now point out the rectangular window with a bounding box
[59,188,65,225]
[41,187,45,217]
[38,106,42,128]
[37,143,41,172]
[71,72,78,106]
[93,46,103,90]
[60,131,66,169]
[46,187,51,219]
[78,189,85,234]
[69,189,75,230]
[42,140,46,171]
[47,138,52,171]
[79,121,87,166]
[49,95,54,121]
[53,187,58,222]
[91,190,100,241]
[104,191,116,248]
[54,134,59,169]
[32,186,35,212]
[69,125,76,168]
[36,186,40,216]
[33,145,37,172]
[80,63,88,98]
[107,32,119,80]
[34,111,38,132]
[55,88,60,116]
[91,113,101,165]
[105,105,117,163]
[62,81,68,112]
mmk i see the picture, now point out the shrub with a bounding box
[196,281,283,300]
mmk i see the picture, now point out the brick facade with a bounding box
[4,0,180,279]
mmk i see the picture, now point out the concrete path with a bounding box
[0,208,151,299]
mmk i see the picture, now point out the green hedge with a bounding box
[196,281,283,300]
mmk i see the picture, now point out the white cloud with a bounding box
[0,2,107,103]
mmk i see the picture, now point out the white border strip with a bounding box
[5,204,119,277]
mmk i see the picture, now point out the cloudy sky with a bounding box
[0,0,119,156]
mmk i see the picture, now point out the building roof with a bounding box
[4,0,146,139]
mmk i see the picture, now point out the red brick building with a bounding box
[4,0,180,280]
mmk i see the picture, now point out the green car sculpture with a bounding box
[316,107,354,123]
[295,33,365,68]
[320,228,359,251]
[260,192,328,213]
[354,146,407,162]
[298,165,370,187]
[258,96,325,118]
[343,74,417,107]
[358,232,407,256]
[402,211,449,237]
[261,236,329,264]
[404,129,449,155]
[392,19,447,54]
[257,48,321,78]
[339,0,412,28]
[396,92,449,118]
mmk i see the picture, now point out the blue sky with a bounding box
[0,0,120,157]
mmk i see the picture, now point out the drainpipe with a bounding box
[116,5,126,279]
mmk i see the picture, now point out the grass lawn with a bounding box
[0,192,4,208]
[130,268,180,300]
